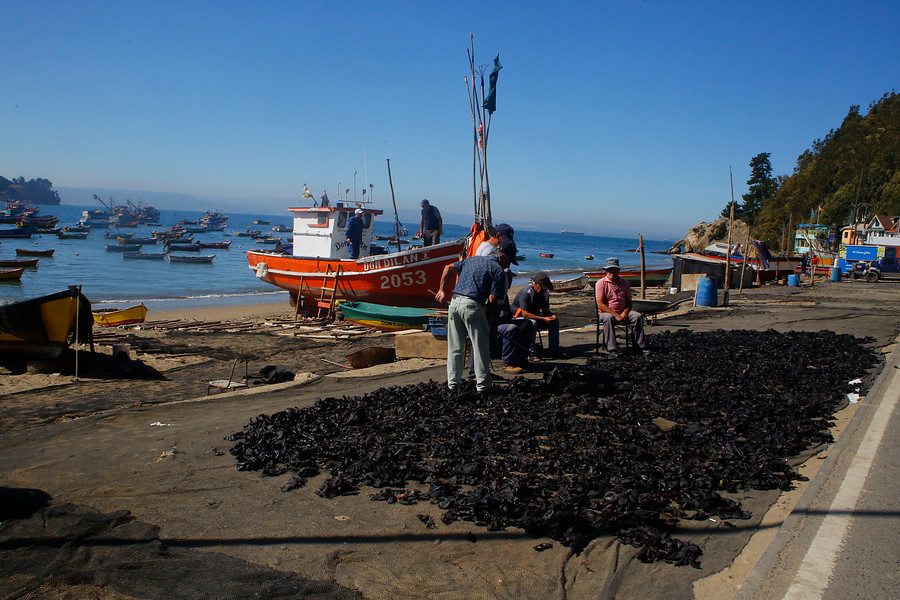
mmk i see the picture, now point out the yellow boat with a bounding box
[0,286,93,360]
[92,304,148,327]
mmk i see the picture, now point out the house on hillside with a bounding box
[864,215,900,247]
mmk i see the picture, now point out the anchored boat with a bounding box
[247,205,464,311]
[92,304,148,326]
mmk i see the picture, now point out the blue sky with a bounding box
[2,1,897,238]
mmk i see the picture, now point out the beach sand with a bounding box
[1,280,899,599]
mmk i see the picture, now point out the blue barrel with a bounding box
[695,276,718,307]
[787,274,800,287]
[830,267,841,282]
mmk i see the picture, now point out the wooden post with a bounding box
[725,167,735,291]
[386,159,402,254]
[639,234,646,299]
[739,228,751,293]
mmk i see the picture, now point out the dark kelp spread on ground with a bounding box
[228,329,880,566]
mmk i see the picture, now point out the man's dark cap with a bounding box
[532,270,554,291]
[495,223,514,239]
[498,238,519,265]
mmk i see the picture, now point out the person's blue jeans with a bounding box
[516,318,559,355]
[348,241,360,259]
[498,320,534,366]
[448,295,492,391]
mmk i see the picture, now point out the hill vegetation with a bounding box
[0,176,61,206]
[726,91,900,251]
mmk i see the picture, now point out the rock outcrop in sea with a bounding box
[668,217,750,253]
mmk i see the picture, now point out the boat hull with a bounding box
[247,240,465,310]
[585,268,673,287]
[0,287,93,360]
[93,304,148,326]
[338,301,434,332]
[0,267,25,281]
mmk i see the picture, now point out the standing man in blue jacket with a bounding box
[419,199,443,246]
[346,208,364,259]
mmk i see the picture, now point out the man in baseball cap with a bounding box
[511,270,564,359]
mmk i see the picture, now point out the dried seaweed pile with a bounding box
[228,329,879,566]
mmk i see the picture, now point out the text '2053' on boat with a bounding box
[338,301,438,332]
[0,286,93,360]
[92,304,148,326]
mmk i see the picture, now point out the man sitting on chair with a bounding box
[595,257,649,357]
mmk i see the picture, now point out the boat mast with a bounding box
[467,36,501,229]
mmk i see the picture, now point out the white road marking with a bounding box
[783,369,900,599]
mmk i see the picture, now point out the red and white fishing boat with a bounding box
[247,205,465,311]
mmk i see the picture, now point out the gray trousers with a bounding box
[448,295,492,391]
[599,311,646,350]
[423,230,441,246]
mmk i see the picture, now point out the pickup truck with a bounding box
[852,256,900,282]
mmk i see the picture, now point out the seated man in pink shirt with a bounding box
[595,257,650,357]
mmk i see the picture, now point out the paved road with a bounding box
[735,341,900,599]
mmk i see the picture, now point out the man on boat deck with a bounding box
[511,271,565,359]
[595,257,649,357]
[346,208,364,259]
[436,239,517,392]
[419,199,443,246]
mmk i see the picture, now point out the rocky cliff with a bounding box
[668,218,750,253]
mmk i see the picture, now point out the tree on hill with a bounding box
[0,176,61,205]
[753,91,900,251]
[720,200,743,220]
[741,152,778,225]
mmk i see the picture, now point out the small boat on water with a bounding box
[106,244,141,252]
[198,241,232,249]
[516,254,526,261]
[551,275,587,293]
[254,219,270,225]
[123,252,167,260]
[0,286,93,360]
[165,243,201,252]
[16,248,55,257]
[538,253,555,258]
[234,230,261,237]
[272,224,292,233]
[57,231,88,239]
[92,304,148,327]
[339,301,436,332]
[0,258,39,268]
[130,237,159,245]
[168,254,215,263]
[0,228,34,238]
[585,255,594,261]
[0,267,25,281]
[63,226,90,233]
[561,229,584,235]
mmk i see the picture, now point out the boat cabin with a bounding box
[288,205,384,259]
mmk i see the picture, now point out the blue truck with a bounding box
[847,245,900,281]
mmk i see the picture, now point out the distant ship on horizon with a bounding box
[560,229,584,235]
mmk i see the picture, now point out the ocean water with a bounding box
[0,204,673,309]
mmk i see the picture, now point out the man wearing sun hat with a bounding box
[345,208,365,259]
[595,257,649,357]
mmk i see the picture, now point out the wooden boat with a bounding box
[57,231,88,239]
[272,224,292,233]
[585,267,673,287]
[0,286,93,360]
[247,205,465,311]
[254,219,270,225]
[338,301,434,332]
[585,255,594,261]
[130,237,159,245]
[0,258,38,268]
[64,226,90,233]
[0,228,33,238]
[106,244,141,252]
[123,252,167,260]
[0,267,25,281]
[92,304,148,326]
[516,254,526,261]
[538,253,554,258]
[16,248,55,257]
[551,275,587,293]
[165,243,201,252]
[198,241,232,249]
[184,226,208,234]
[169,254,215,263]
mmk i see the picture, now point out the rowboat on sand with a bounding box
[16,248,55,257]
[585,267,673,287]
[0,258,39,268]
[338,301,436,332]
[92,304,148,326]
[550,275,587,293]
[0,286,94,360]
[0,267,25,281]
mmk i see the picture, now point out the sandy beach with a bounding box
[1,279,899,599]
